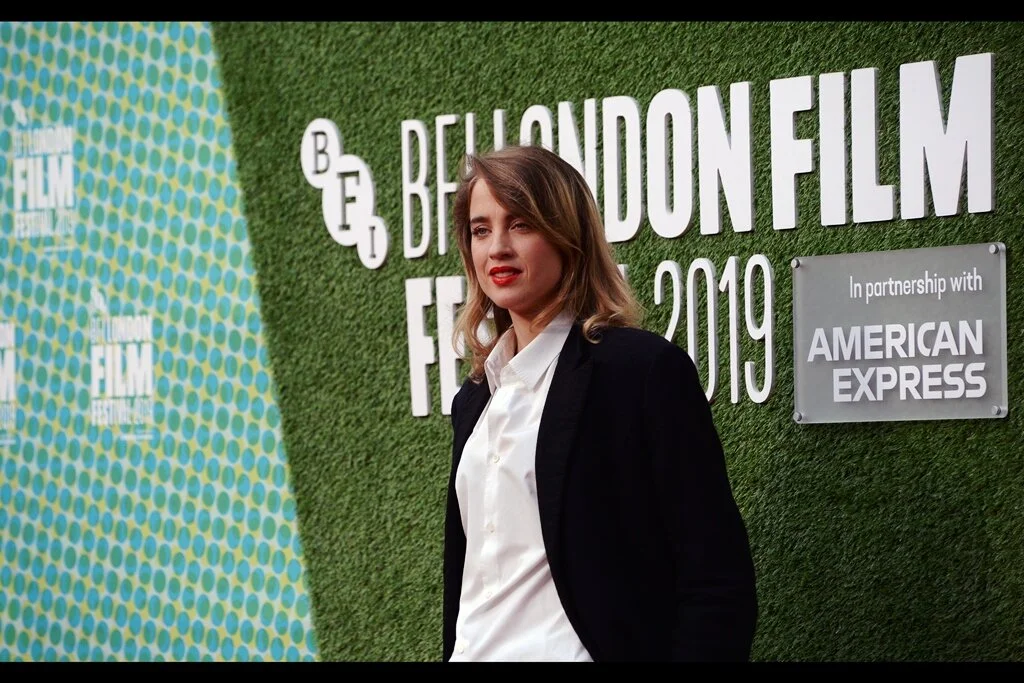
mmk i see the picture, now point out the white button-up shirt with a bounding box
[451,311,591,662]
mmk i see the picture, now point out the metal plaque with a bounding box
[792,242,1008,423]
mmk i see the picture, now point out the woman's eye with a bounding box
[470,226,488,237]
[511,222,530,231]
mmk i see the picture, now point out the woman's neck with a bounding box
[509,311,546,356]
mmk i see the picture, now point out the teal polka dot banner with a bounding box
[0,22,319,661]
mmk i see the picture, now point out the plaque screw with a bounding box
[989,244,998,254]
[793,411,803,422]
[992,405,1004,416]
[791,258,801,269]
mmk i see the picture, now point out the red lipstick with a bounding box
[489,266,521,286]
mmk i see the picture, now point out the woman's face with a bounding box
[469,178,564,323]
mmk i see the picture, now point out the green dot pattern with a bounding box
[0,22,319,661]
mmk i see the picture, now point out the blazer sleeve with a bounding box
[642,342,758,661]
[442,388,465,662]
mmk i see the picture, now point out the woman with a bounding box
[444,144,757,662]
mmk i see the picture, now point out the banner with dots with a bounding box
[0,22,319,661]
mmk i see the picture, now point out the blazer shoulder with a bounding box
[588,325,686,368]
[452,374,486,410]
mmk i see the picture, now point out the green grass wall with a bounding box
[210,22,1024,661]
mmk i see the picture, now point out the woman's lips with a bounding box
[489,268,521,286]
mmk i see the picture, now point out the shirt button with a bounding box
[456,643,465,655]
[492,455,500,464]
[487,523,495,533]
[485,590,493,599]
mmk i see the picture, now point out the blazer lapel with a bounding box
[452,380,491,472]
[535,323,593,574]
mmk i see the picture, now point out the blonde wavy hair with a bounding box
[452,144,641,382]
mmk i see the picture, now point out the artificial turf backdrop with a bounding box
[210,22,1024,661]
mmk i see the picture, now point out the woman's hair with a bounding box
[452,144,641,382]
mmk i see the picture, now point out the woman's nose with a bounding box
[489,230,512,257]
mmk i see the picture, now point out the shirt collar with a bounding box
[484,310,575,394]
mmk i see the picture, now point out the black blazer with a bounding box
[443,323,758,662]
